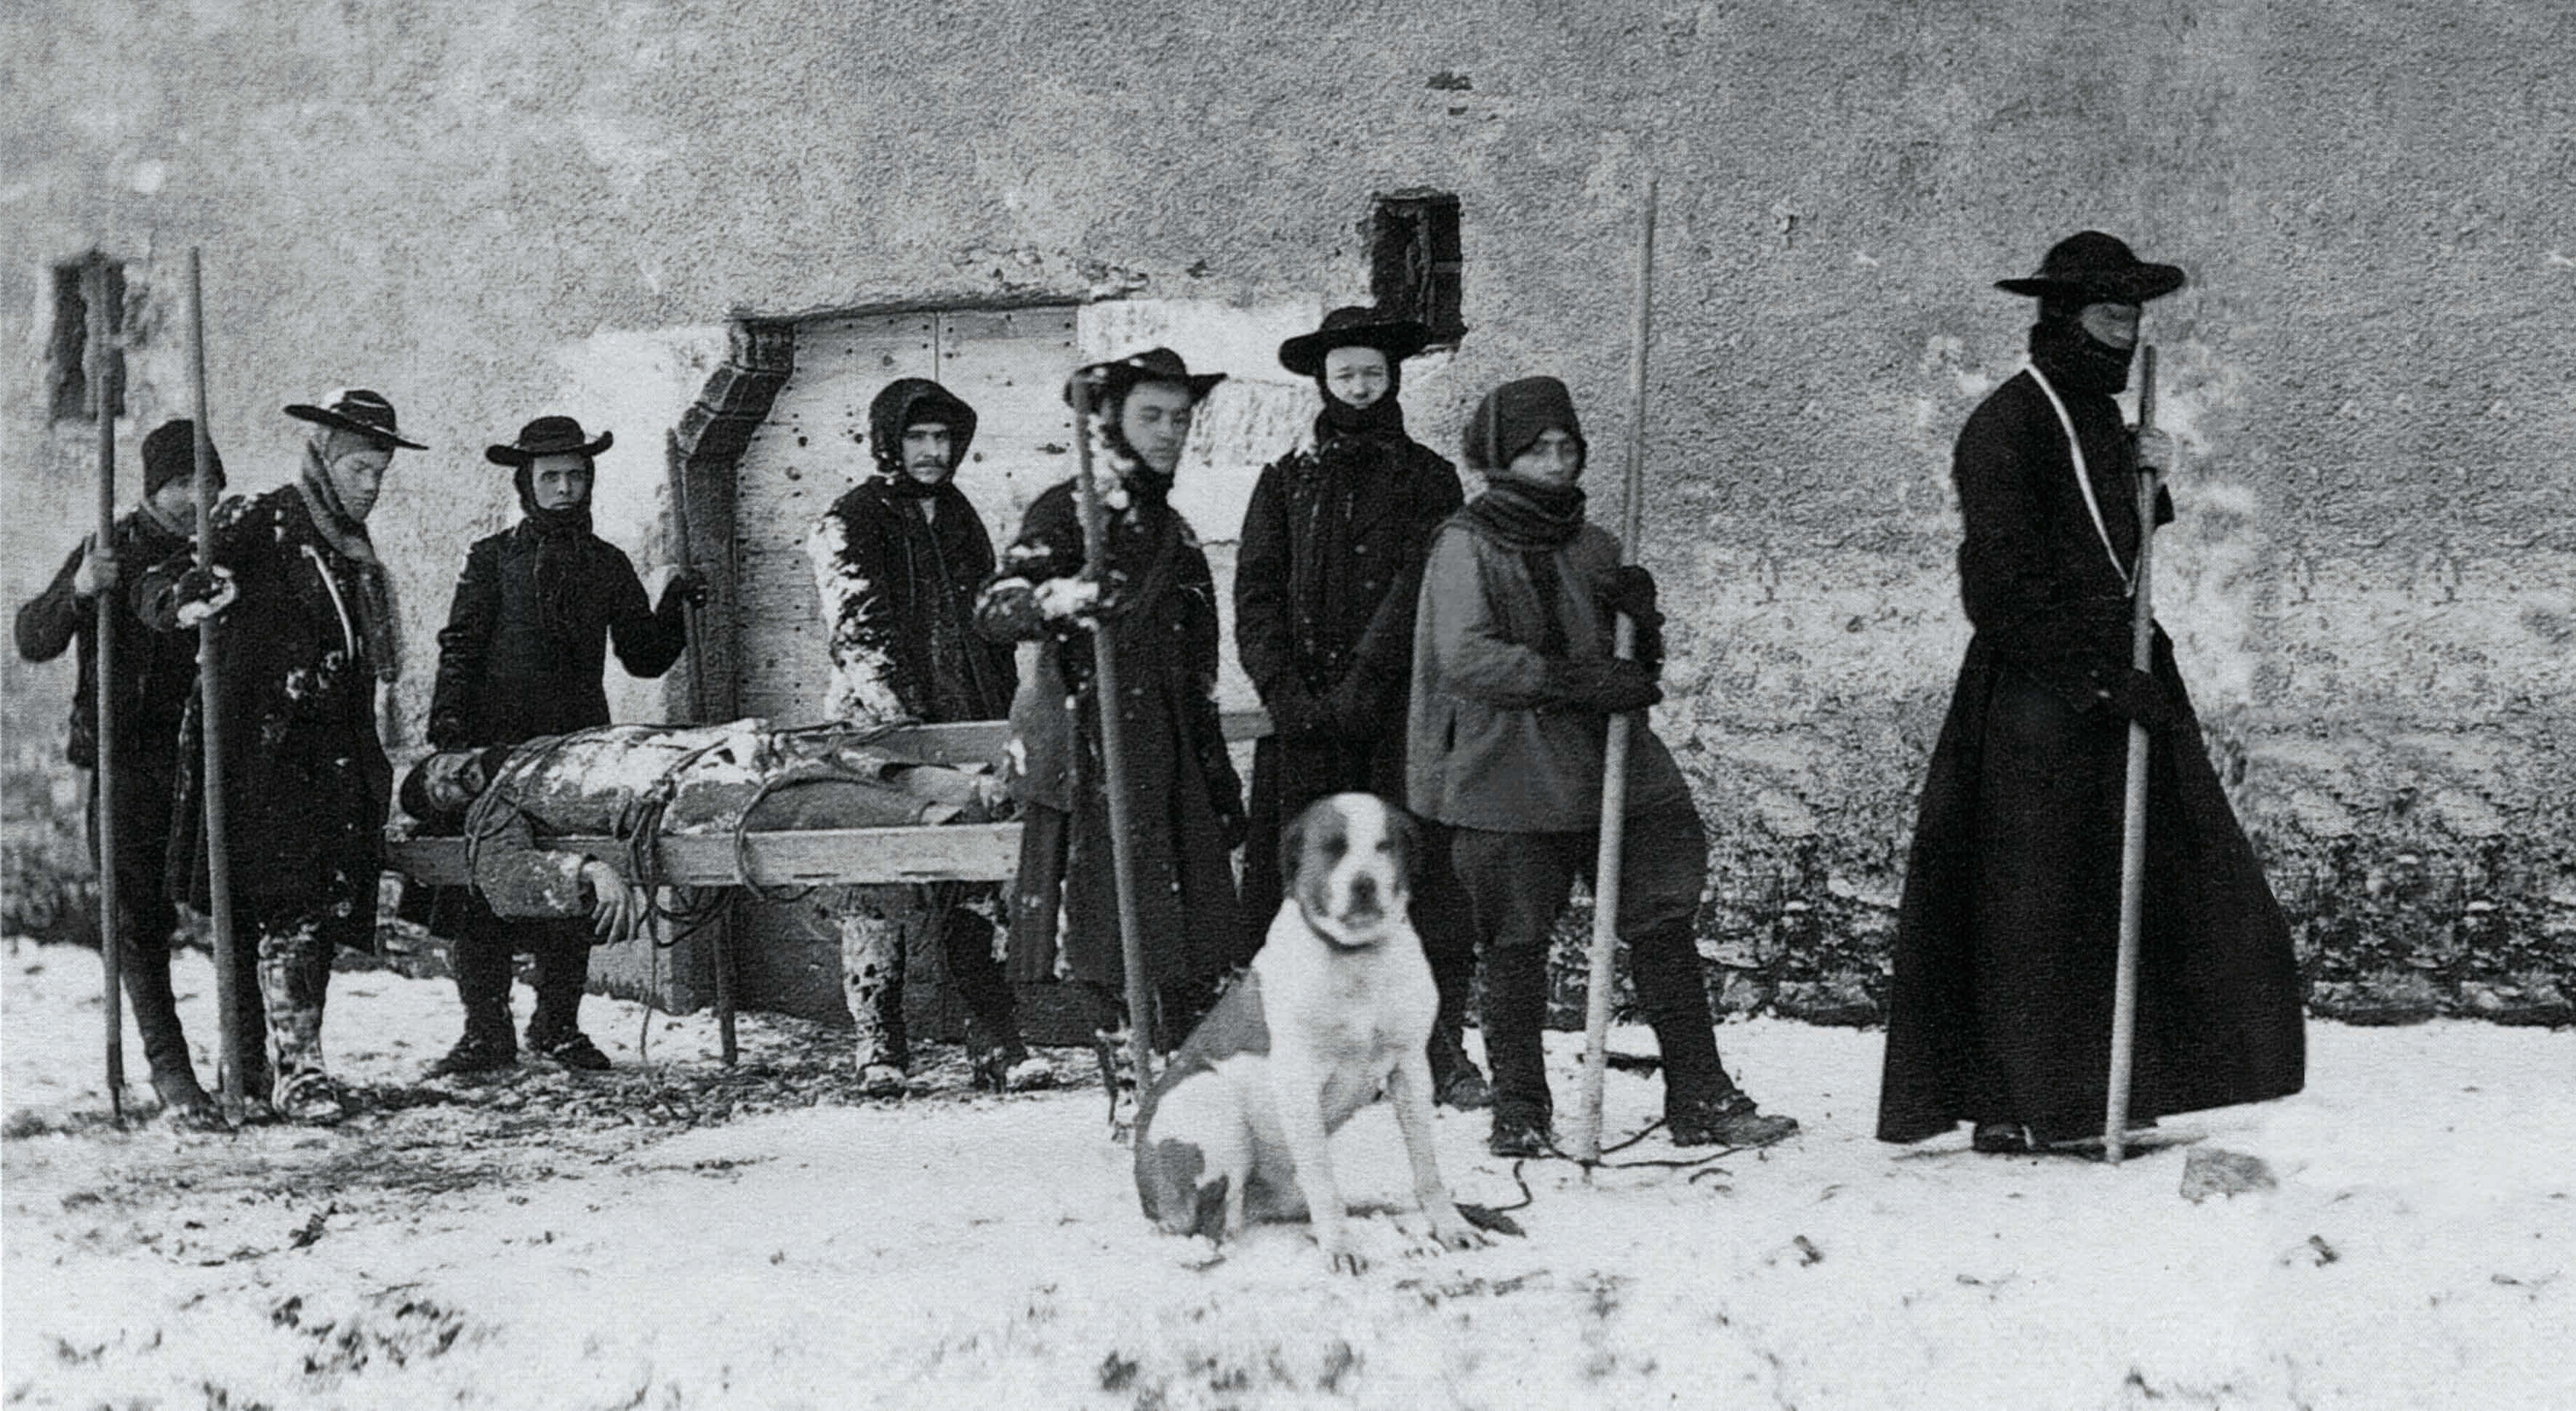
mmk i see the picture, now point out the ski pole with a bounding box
[2105,346,2159,1165]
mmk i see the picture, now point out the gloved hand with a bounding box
[427,710,470,753]
[659,567,709,613]
[1606,564,1660,624]
[1034,576,1102,623]
[1322,664,1387,739]
[168,565,237,627]
[1558,658,1662,715]
[2098,667,2175,730]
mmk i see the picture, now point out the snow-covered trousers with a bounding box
[233,864,377,1094]
[1450,797,1737,1128]
[811,882,1018,1072]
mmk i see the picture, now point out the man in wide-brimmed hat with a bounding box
[1876,232,2306,1154]
[976,347,1249,1080]
[139,389,423,1122]
[414,414,704,1077]
[16,419,228,1125]
[803,377,1046,1096]
[1237,307,1488,1108]
[1409,376,1802,1157]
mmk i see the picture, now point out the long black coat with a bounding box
[1877,368,2305,1144]
[810,476,1016,725]
[1234,425,1461,922]
[427,522,686,750]
[139,485,392,908]
[977,479,1248,989]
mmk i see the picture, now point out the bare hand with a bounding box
[71,538,116,598]
[2133,427,2176,475]
[582,860,646,942]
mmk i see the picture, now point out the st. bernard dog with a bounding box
[1133,792,1483,1271]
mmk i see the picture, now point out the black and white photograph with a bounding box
[2,2,2569,1406]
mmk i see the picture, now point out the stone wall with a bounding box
[4,1,2568,1024]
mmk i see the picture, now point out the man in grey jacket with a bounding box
[1408,376,1799,1158]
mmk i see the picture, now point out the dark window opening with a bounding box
[49,257,126,422]
[1368,190,1466,346]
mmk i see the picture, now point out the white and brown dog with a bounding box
[1133,792,1485,1271]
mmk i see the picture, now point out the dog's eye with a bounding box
[1322,837,1347,860]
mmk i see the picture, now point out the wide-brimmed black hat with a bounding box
[283,387,427,450]
[1277,306,1436,377]
[1997,231,2186,303]
[1996,231,2186,304]
[484,414,615,467]
[1064,347,1225,410]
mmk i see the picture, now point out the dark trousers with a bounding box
[86,759,199,1091]
[1451,796,1735,1126]
[446,893,593,1051]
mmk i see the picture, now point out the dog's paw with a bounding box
[1427,1216,1492,1252]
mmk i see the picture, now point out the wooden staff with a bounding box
[1573,177,1658,1166]
[1068,371,1157,1092]
[2104,345,2159,1165]
[87,256,127,1123]
[661,434,734,1065]
[185,249,249,1119]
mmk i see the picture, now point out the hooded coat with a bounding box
[976,465,1248,992]
[1233,400,1461,922]
[1874,351,2306,1145]
[139,483,395,907]
[806,379,1018,725]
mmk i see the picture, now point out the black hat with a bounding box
[141,418,224,496]
[1064,347,1225,411]
[1277,306,1436,377]
[1462,377,1587,473]
[484,415,614,467]
[283,387,427,450]
[1996,231,2187,304]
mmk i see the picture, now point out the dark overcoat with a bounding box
[140,485,392,909]
[16,510,200,773]
[811,476,1017,725]
[426,522,685,750]
[977,479,1248,989]
[1233,425,1461,921]
[1876,367,2306,1144]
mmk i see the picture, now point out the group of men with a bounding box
[21,228,2303,1160]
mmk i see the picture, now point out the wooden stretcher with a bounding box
[380,709,1273,1061]
[380,709,1272,888]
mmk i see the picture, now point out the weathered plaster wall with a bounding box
[5,0,2569,1022]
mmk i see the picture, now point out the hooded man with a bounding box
[1236,307,1486,1109]
[417,414,702,1075]
[1409,377,1800,1158]
[140,389,420,1123]
[1876,233,2305,1154]
[803,378,1047,1096]
[15,419,226,1125]
[976,347,1249,1070]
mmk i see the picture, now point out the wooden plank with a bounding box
[387,822,1026,888]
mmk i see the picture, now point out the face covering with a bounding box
[2029,295,2135,396]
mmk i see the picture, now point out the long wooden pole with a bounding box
[1068,372,1158,1092]
[662,433,734,1064]
[2105,345,2160,1165]
[185,249,249,1120]
[87,256,127,1124]
[1573,177,1658,1166]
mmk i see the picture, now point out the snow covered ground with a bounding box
[4,938,2569,1410]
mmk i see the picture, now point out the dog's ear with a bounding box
[1385,803,1421,887]
[1278,803,1309,896]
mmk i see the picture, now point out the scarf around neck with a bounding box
[1462,477,1589,659]
[297,443,405,683]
